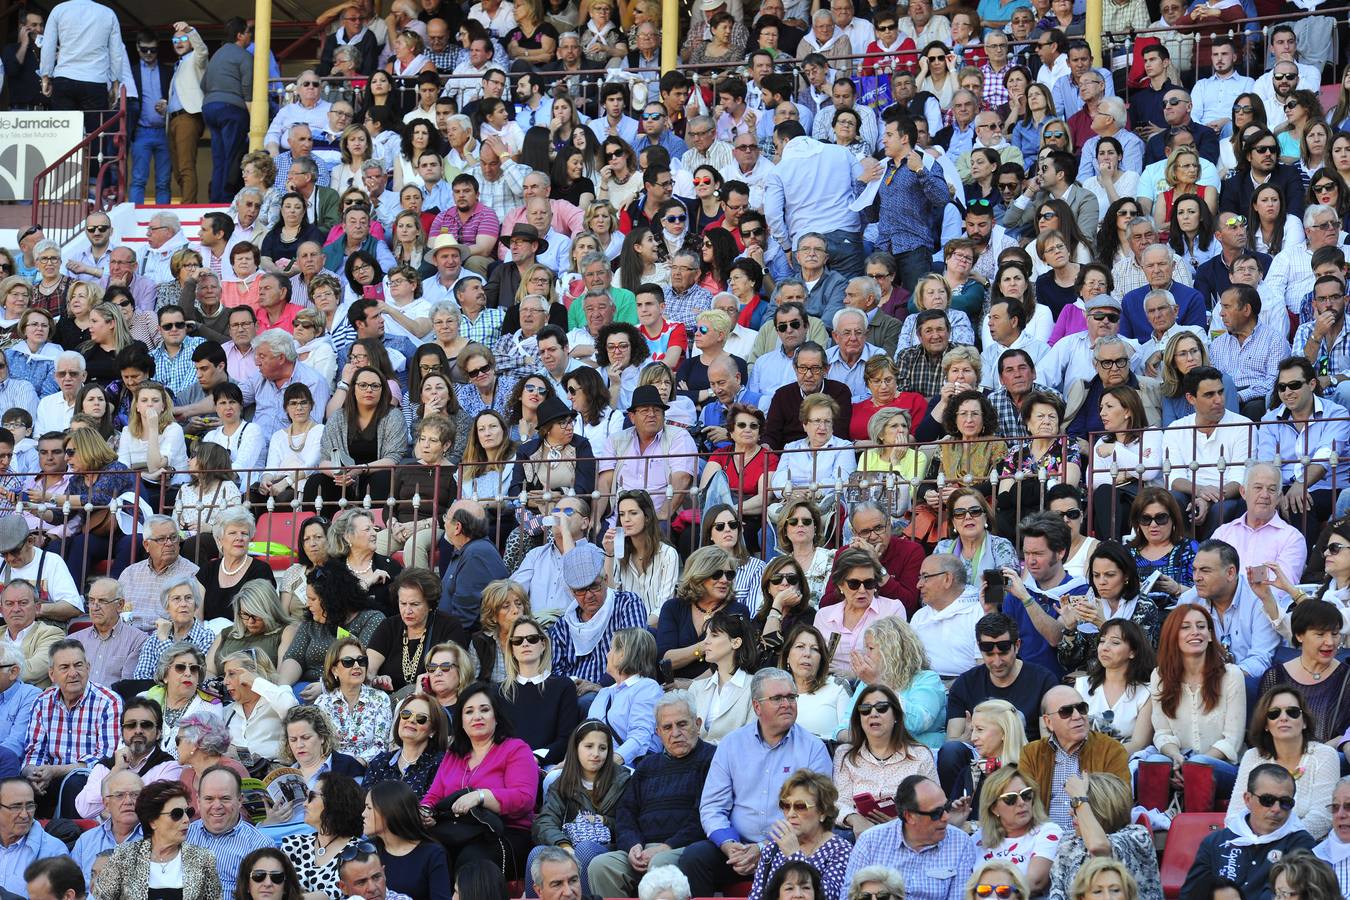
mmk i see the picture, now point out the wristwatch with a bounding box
[1069,796,1089,809]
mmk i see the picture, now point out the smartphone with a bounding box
[982,570,1006,608]
[362,284,383,300]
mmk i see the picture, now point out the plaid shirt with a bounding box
[462,308,506,345]
[150,337,205,401]
[981,62,1014,109]
[492,330,545,382]
[132,621,218,680]
[24,682,122,767]
[1101,0,1150,38]
[1209,323,1292,402]
[548,590,649,684]
[662,284,714,331]
[464,162,531,221]
[896,343,952,397]
[272,151,335,191]
[991,382,1057,438]
[1294,320,1350,381]
[427,48,457,72]
[845,821,977,900]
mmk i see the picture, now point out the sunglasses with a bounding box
[399,710,431,724]
[466,363,493,378]
[733,420,760,430]
[779,799,816,812]
[769,573,799,585]
[1138,512,1171,526]
[1315,183,1338,193]
[911,803,949,821]
[978,638,1014,654]
[1056,507,1083,520]
[337,840,379,864]
[1088,312,1120,323]
[1255,793,1297,810]
[1266,706,1303,721]
[607,149,626,159]
[1327,542,1350,556]
[161,321,187,330]
[998,182,1020,191]
[1276,379,1308,393]
[1273,73,1298,81]
[776,320,803,332]
[165,806,195,821]
[426,662,458,672]
[1054,701,1089,719]
[742,226,766,238]
[510,633,544,646]
[1038,211,1058,221]
[693,176,715,186]
[171,662,201,675]
[338,655,369,668]
[711,520,739,532]
[1252,144,1279,155]
[998,788,1036,807]
[710,569,737,581]
[86,225,110,234]
[1233,104,1253,113]
[642,113,663,120]
[857,701,892,716]
[844,577,879,591]
[664,214,688,223]
[951,506,984,519]
[974,888,1020,899]
[251,871,287,885]
[1043,131,1067,140]
[1221,215,1248,228]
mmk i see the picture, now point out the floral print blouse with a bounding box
[315,684,393,762]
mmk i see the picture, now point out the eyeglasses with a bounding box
[776,320,803,332]
[857,701,892,716]
[733,420,760,431]
[337,655,369,668]
[509,633,544,646]
[735,143,759,152]
[251,871,287,885]
[1255,793,1297,810]
[759,692,798,705]
[0,801,36,813]
[106,790,142,803]
[399,710,431,724]
[164,806,195,821]
[795,364,823,374]
[769,573,800,586]
[1095,357,1129,371]
[844,577,879,591]
[998,787,1036,807]
[1277,379,1308,393]
[974,887,1020,899]
[711,520,740,533]
[1266,706,1303,721]
[1053,701,1089,719]
[170,662,202,675]
[778,799,816,812]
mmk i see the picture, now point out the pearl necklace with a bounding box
[221,555,249,577]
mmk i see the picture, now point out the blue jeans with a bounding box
[203,101,249,203]
[131,125,170,203]
[894,247,934,293]
[822,229,865,279]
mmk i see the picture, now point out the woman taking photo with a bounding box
[688,612,756,742]
[1073,619,1155,755]
[835,683,938,839]
[1125,487,1197,607]
[367,568,467,696]
[305,365,408,517]
[1137,604,1244,814]
[588,628,662,766]
[1159,331,1240,425]
[95,781,220,900]
[278,772,366,894]
[498,617,580,766]
[280,564,384,699]
[967,766,1060,894]
[1057,541,1163,672]
[528,720,631,898]
[421,683,538,880]
[748,771,852,900]
[220,646,296,762]
[366,694,449,797]
[1226,685,1339,840]
[656,545,750,682]
[314,636,393,762]
[933,489,1019,582]
[605,489,680,628]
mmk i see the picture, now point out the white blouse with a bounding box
[262,425,325,491]
[1150,663,1246,762]
[615,542,681,618]
[1075,675,1151,742]
[117,422,189,485]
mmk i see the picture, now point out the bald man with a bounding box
[1017,685,1131,829]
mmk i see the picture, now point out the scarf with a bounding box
[335,26,370,46]
[564,587,619,658]
[1315,829,1350,865]
[1222,809,1306,847]
[1078,592,1143,634]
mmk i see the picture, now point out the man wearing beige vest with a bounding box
[167,21,208,203]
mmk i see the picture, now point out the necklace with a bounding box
[1299,657,1333,681]
[401,628,426,684]
[287,424,310,452]
[349,557,374,575]
[314,833,347,859]
[221,555,249,577]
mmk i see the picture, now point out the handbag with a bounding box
[431,789,507,844]
[563,811,611,845]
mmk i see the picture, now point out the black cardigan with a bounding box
[495,676,579,766]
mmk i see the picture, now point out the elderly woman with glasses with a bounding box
[846,866,906,900]
[148,642,220,757]
[814,550,907,680]
[132,578,216,682]
[6,307,59,396]
[934,489,1019,582]
[94,781,221,900]
[314,635,392,762]
[747,771,851,900]
[30,240,71,317]
[365,694,449,798]
[197,506,276,622]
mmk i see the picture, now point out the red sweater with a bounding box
[819,536,925,617]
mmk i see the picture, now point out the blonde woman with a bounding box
[206,578,296,676]
[389,209,430,273]
[118,381,189,500]
[53,280,101,349]
[220,647,297,761]
[952,698,1029,802]
[896,274,978,350]
[422,641,476,713]
[80,300,135,387]
[292,308,337,385]
[1154,147,1217,236]
[1068,858,1140,900]
[329,124,375,192]
[964,860,1030,900]
[845,615,946,750]
[967,765,1060,893]
[497,616,579,766]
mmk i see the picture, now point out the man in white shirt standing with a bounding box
[910,554,983,678]
[1190,37,1255,138]
[37,0,122,110]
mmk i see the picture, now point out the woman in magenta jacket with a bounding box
[420,681,539,880]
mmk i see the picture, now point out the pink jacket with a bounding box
[423,737,539,831]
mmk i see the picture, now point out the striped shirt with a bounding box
[23,682,122,768]
[132,621,218,680]
[845,821,977,900]
[548,590,648,684]
[428,203,501,246]
[150,336,205,401]
[187,816,276,897]
[1208,323,1292,402]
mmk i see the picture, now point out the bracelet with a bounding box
[336,382,349,391]
[1021,596,1035,608]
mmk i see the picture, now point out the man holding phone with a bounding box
[1176,539,1282,680]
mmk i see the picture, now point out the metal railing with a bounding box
[30,88,128,246]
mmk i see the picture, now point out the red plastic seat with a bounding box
[68,619,93,633]
[1161,812,1226,898]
